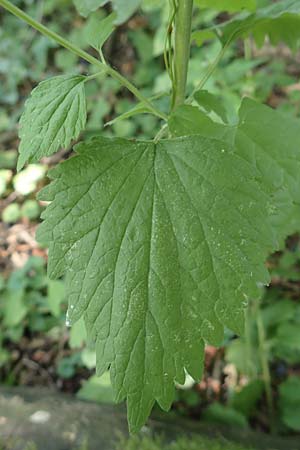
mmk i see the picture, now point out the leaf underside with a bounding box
[36,95,300,431]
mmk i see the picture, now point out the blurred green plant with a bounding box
[1,0,300,436]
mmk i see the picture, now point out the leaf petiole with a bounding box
[85,71,106,82]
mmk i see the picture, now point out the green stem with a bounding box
[172,0,194,109]
[187,28,243,103]
[0,0,167,122]
[154,123,168,142]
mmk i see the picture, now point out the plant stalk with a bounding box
[0,0,167,122]
[172,0,194,109]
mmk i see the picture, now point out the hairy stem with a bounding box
[172,0,194,109]
[0,0,167,121]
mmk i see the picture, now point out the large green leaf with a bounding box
[37,134,278,431]
[195,0,300,49]
[18,75,87,171]
[169,98,300,244]
[87,12,117,52]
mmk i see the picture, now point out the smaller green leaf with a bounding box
[18,75,87,170]
[194,90,229,123]
[87,12,117,52]
[169,105,233,142]
[197,0,300,50]
[222,0,300,49]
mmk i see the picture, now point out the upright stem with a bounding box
[172,0,193,109]
[0,0,167,122]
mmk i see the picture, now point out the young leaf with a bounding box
[194,90,229,123]
[195,0,256,13]
[223,0,300,48]
[197,0,300,49]
[87,12,117,52]
[37,135,278,432]
[168,105,234,142]
[18,75,87,171]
